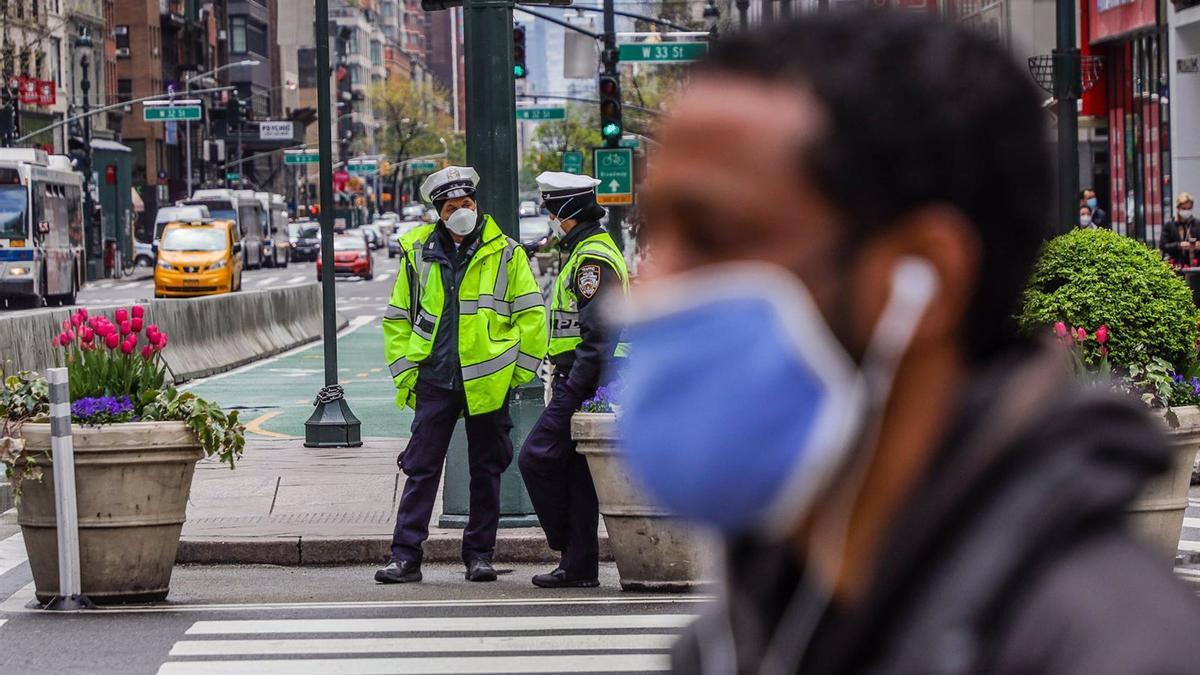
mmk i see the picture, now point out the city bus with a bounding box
[181,188,265,269]
[0,149,85,308]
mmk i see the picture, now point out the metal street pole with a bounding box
[1054,0,1080,234]
[601,0,624,250]
[464,0,519,239]
[77,33,99,279]
[305,0,362,448]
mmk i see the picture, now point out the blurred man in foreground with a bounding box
[620,14,1200,674]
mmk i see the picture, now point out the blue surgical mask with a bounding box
[617,260,938,537]
[1086,197,1098,210]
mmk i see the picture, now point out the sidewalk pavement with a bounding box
[179,437,609,566]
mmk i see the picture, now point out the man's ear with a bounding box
[846,206,980,355]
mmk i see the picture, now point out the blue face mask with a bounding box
[1087,197,1098,210]
[617,260,938,537]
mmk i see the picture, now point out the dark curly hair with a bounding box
[700,13,1052,362]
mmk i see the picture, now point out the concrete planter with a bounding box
[572,412,706,592]
[1127,406,1200,563]
[15,421,203,604]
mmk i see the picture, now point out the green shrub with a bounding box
[1019,228,1199,370]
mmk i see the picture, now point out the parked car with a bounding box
[388,232,403,259]
[519,200,538,217]
[133,240,155,269]
[290,221,321,262]
[361,224,384,250]
[317,235,374,280]
[154,220,244,298]
[402,204,425,220]
[519,215,551,253]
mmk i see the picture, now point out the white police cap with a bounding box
[536,171,601,201]
[420,166,480,203]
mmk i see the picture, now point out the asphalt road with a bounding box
[0,555,709,674]
[0,247,402,321]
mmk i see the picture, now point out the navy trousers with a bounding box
[391,380,514,565]
[518,375,600,579]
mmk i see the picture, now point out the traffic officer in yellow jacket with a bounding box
[377,166,547,584]
[519,171,629,588]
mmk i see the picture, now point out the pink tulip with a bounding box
[120,340,134,355]
[146,324,159,338]
[132,306,144,319]
[141,345,154,360]
[1053,321,1068,338]
[65,330,75,342]
[70,313,83,328]
[1096,325,1109,345]
[80,327,94,343]
[131,317,143,333]
[115,308,128,323]
[156,334,169,350]
[78,308,88,320]
[120,321,132,336]
[105,333,119,349]
[62,319,70,331]
[1075,327,1086,341]
[1100,345,1109,357]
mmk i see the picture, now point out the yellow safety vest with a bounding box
[549,231,630,357]
[384,215,547,415]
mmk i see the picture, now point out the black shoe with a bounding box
[465,558,498,582]
[374,559,422,584]
[532,568,600,588]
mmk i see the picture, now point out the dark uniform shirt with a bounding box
[553,220,623,406]
[417,217,481,391]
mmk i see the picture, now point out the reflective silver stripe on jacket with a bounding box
[461,291,543,317]
[412,310,436,340]
[461,343,520,381]
[492,241,517,302]
[384,304,409,321]
[516,351,542,373]
[389,357,417,378]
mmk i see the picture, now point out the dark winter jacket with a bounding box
[671,347,1200,675]
[1161,218,1200,267]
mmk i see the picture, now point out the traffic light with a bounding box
[598,74,622,141]
[513,25,527,79]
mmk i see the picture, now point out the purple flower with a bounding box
[71,395,134,425]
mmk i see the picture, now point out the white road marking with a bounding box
[158,654,669,674]
[0,533,26,577]
[1184,517,1200,529]
[374,272,392,282]
[1178,539,1200,553]
[187,614,695,635]
[169,633,679,656]
[284,275,306,285]
[255,276,279,286]
[0,582,34,613]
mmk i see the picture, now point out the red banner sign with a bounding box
[19,77,37,105]
[1089,0,1155,44]
[37,80,55,107]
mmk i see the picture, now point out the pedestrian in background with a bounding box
[619,13,1200,674]
[1163,192,1198,268]
[519,171,629,589]
[1078,204,1094,228]
[376,166,546,585]
[1081,188,1108,229]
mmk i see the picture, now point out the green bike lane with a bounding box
[186,317,413,439]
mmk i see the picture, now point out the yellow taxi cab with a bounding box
[154,220,244,298]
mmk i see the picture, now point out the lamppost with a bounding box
[76,32,99,278]
[183,58,260,196]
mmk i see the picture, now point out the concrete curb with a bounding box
[177,533,612,566]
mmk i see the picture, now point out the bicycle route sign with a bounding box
[593,147,633,205]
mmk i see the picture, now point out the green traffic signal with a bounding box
[602,122,622,139]
[514,65,526,78]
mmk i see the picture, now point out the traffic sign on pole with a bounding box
[593,147,633,205]
[226,171,240,181]
[619,136,641,149]
[409,160,439,172]
[284,150,320,165]
[617,42,708,63]
[143,100,203,122]
[347,159,379,175]
[516,106,566,121]
[561,151,584,174]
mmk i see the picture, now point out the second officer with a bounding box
[519,171,629,588]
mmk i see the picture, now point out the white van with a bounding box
[182,188,265,269]
[254,192,291,268]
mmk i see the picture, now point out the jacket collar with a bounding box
[558,219,604,254]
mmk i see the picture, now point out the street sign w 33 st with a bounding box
[617,42,708,63]
[594,147,634,206]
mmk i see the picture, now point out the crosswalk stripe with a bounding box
[186,614,695,635]
[1184,517,1200,529]
[285,275,305,285]
[1179,539,1200,552]
[169,633,678,656]
[157,654,670,674]
[375,272,392,282]
[0,533,26,577]
[256,276,279,286]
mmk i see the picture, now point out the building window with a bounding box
[230,16,247,54]
[117,79,132,103]
[298,48,317,88]
[50,37,61,85]
[245,20,267,56]
[371,41,382,66]
[115,26,130,56]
